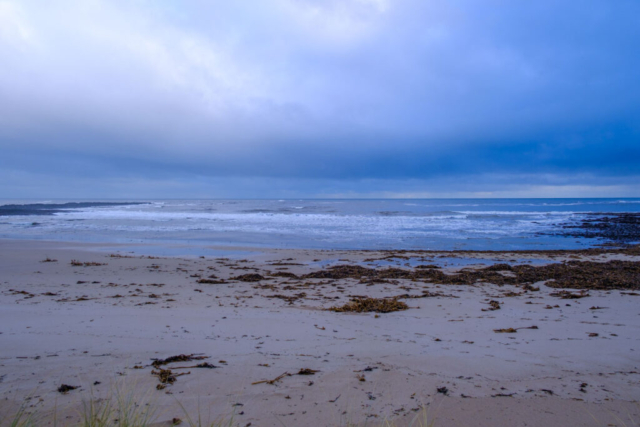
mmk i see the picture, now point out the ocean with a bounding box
[1,198,639,254]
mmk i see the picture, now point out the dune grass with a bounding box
[78,386,156,427]
[1,391,435,427]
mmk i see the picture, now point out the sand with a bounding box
[0,239,639,426]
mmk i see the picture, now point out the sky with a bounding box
[1,0,639,199]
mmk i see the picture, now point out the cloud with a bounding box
[0,0,639,197]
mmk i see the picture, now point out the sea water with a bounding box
[1,198,639,251]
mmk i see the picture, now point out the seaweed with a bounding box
[269,272,300,279]
[57,384,79,393]
[230,274,265,282]
[252,368,319,385]
[172,362,216,369]
[303,259,640,290]
[152,369,179,384]
[252,372,291,385]
[549,290,590,299]
[151,354,209,368]
[482,300,501,311]
[265,293,307,304]
[328,297,409,313]
[70,260,106,267]
[494,326,537,333]
[197,278,226,284]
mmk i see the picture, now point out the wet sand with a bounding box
[0,239,639,426]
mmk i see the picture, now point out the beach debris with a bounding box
[252,372,291,385]
[501,291,522,297]
[394,290,455,299]
[40,257,57,263]
[57,384,79,394]
[356,374,366,382]
[494,328,518,333]
[436,387,449,395]
[172,418,183,425]
[152,369,176,384]
[328,297,409,313]
[303,259,640,290]
[588,332,599,337]
[266,293,307,304]
[197,278,226,284]
[108,253,134,258]
[10,290,35,298]
[151,354,209,368]
[252,368,317,385]
[231,274,265,282]
[152,368,190,386]
[482,300,501,311]
[70,260,106,267]
[354,366,378,372]
[493,325,538,333]
[549,290,590,299]
[329,394,341,403]
[269,271,300,279]
[172,362,217,369]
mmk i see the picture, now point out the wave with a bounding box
[0,202,148,217]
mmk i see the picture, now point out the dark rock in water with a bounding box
[554,213,640,244]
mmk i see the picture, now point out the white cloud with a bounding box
[0,0,638,197]
[0,1,36,50]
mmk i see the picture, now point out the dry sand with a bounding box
[0,239,639,426]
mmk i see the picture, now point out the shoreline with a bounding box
[1,239,639,426]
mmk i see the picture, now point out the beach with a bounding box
[1,238,639,426]
[3,0,640,421]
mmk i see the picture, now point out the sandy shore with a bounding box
[1,239,639,426]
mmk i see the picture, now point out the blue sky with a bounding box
[1,0,639,198]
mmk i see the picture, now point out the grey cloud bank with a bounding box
[1,0,639,198]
